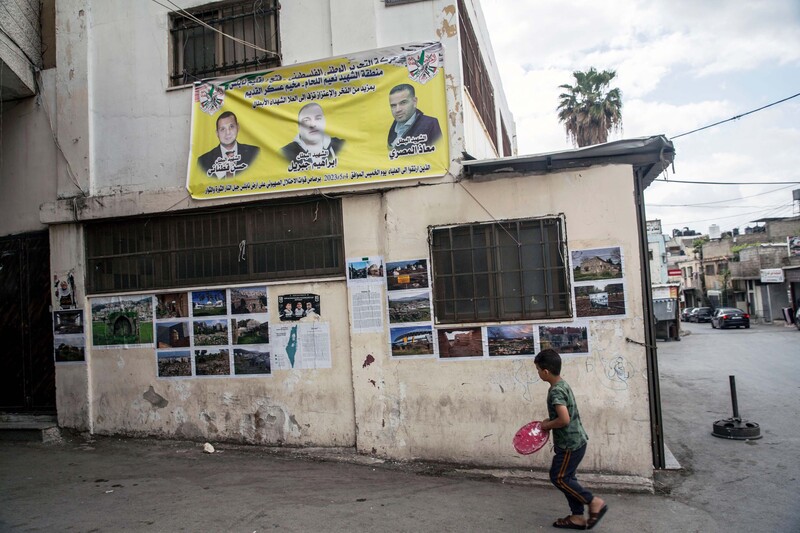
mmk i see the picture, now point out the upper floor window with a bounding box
[169,0,281,87]
[458,0,498,152]
[430,216,570,324]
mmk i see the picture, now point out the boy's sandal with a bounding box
[553,516,587,530]
[587,505,608,530]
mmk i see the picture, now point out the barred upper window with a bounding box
[430,217,571,324]
[85,200,344,294]
[169,0,281,87]
[458,0,498,152]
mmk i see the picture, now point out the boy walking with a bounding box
[534,349,608,530]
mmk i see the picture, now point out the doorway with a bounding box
[0,231,55,412]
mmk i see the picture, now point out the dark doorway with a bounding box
[0,231,56,412]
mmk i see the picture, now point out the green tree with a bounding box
[557,68,623,147]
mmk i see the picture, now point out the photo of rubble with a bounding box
[194,348,231,376]
[486,325,535,357]
[437,327,483,358]
[157,350,192,378]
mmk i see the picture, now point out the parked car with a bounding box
[689,307,713,323]
[711,307,750,329]
[680,307,695,322]
[795,307,800,331]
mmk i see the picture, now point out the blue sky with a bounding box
[481,0,800,236]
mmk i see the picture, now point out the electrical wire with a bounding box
[151,0,279,57]
[647,184,797,206]
[653,178,800,185]
[653,204,794,227]
[648,203,792,209]
[669,92,800,139]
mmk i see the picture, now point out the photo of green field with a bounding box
[91,296,154,347]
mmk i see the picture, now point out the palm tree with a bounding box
[557,68,623,147]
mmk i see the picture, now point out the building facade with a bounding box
[1,0,676,484]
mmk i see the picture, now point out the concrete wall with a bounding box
[0,70,59,236]
[0,0,40,99]
[60,163,654,478]
[39,0,509,201]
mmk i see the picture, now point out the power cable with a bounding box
[669,92,800,139]
[151,0,279,57]
[653,178,800,185]
[646,184,796,206]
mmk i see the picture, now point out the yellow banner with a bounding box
[187,42,449,199]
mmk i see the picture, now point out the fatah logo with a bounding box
[406,49,439,84]
[195,83,225,115]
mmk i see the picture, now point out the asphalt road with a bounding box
[657,320,800,533]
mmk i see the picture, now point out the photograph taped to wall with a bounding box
[386,259,429,291]
[387,288,432,324]
[54,334,85,363]
[575,282,627,318]
[538,324,590,357]
[233,345,271,376]
[191,289,228,316]
[157,321,190,349]
[485,325,536,357]
[389,325,435,357]
[193,319,229,346]
[347,256,384,285]
[278,293,320,322]
[155,292,189,319]
[53,310,84,335]
[437,327,484,358]
[90,295,154,348]
[194,348,231,376]
[157,350,192,378]
[271,322,331,370]
[571,247,623,283]
[53,272,77,310]
[231,316,269,344]
[230,286,268,315]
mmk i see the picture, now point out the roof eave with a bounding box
[462,135,675,189]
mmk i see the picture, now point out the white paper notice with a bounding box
[270,323,332,370]
[350,285,384,333]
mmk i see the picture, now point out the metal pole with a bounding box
[729,375,740,419]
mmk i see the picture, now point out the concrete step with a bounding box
[0,414,61,443]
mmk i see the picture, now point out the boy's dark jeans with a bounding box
[549,443,594,515]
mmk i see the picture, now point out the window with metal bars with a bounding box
[169,0,280,87]
[458,0,498,152]
[85,200,344,294]
[430,217,571,323]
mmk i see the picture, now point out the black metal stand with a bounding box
[712,376,762,440]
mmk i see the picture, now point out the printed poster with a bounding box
[271,322,332,370]
[187,42,449,199]
[53,310,86,363]
[90,295,154,348]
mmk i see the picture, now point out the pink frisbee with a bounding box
[513,420,549,455]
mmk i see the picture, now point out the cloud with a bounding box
[481,0,800,234]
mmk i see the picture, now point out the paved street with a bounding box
[0,320,797,532]
[657,320,800,533]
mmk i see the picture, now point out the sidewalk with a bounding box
[0,432,720,532]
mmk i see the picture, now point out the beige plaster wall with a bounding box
[88,281,356,447]
[50,224,91,429]
[346,164,653,477]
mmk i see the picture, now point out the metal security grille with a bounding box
[430,217,571,323]
[169,0,280,87]
[85,200,343,294]
[458,0,497,152]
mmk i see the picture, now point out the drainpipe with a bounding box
[634,169,665,469]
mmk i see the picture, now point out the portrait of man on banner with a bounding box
[281,103,345,171]
[197,111,260,179]
[387,83,442,154]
